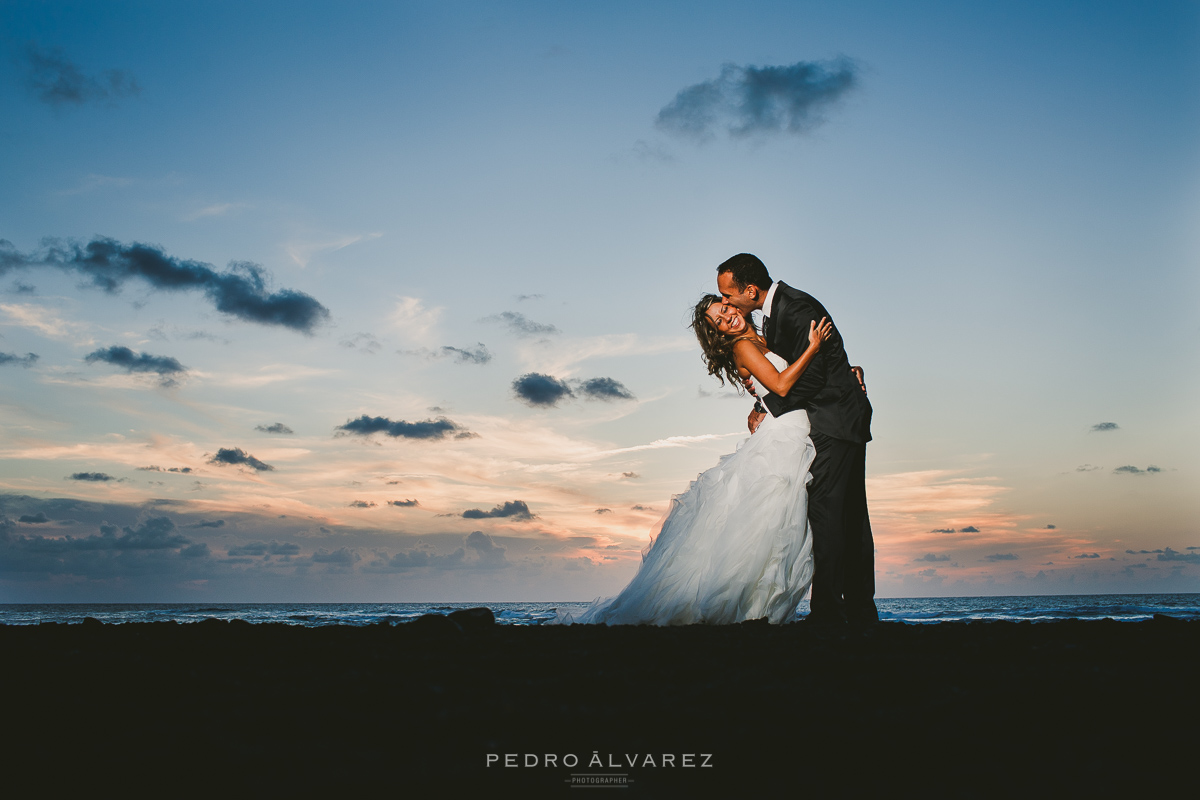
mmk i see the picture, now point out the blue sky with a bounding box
[1,1,1197,602]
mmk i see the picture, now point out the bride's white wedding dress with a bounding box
[560,352,815,625]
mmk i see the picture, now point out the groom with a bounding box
[716,253,878,626]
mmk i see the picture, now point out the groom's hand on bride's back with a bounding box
[851,366,867,394]
[747,409,766,434]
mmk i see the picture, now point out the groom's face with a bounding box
[717,272,760,314]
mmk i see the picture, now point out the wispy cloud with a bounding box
[0,351,39,368]
[284,233,380,268]
[483,311,559,338]
[0,302,93,343]
[388,297,442,345]
[656,58,858,141]
[184,202,248,222]
[1090,422,1119,432]
[22,44,140,107]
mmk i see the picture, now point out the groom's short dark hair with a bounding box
[717,253,772,292]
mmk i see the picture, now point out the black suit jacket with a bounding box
[761,282,872,444]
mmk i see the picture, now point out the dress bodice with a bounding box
[751,351,788,401]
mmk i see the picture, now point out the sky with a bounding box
[1,0,1197,603]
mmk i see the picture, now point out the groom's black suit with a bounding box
[761,282,877,624]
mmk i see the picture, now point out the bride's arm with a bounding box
[733,318,832,397]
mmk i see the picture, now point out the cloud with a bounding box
[461,500,534,520]
[621,472,640,479]
[388,499,419,507]
[255,423,294,435]
[137,466,193,474]
[22,44,141,107]
[1114,465,1161,475]
[1046,524,1057,530]
[208,447,274,472]
[914,553,950,562]
[339,332,382,353]
[185,519,225,529]
[576,377,636,402]
[227,540,299,557]
[311,547,360,566]
[595,508,612,515]
[1091,422,1119,432]
[512,373,573,407]
[1073,553,1101,559]
[510,374,632,407]
[10,517,188,552]
[336,414,474,440]
[1126,549,1164,555]
[465,530,508,568]
[1158,547,1200,564]
[68,472,116,482]
[85,345,186,385]
[440,344,492,364]
[516,294,543,302]
[181,543,210,559]
[984,553,1019,561]
[1076,464,1102,472]
[631,505,654,511]
[930,528,957,534]
[388,297,441,344]
[959,526,980,533]
[0,351,39,367]
[483,311,559,338]
[656,58,858,140]
[19,512,50,524]
[349,500,376,508]
[0,237,329,333]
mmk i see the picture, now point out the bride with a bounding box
[558,296,831,625]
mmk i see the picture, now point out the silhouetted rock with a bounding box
[409,612,461,632]
[448,607,494,630]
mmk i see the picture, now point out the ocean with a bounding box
[2,593,1198,626]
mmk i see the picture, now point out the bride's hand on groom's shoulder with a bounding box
[809,317,833,350]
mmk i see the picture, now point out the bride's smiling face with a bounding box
[706,302,748,336]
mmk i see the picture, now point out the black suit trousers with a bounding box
[806,431,877,623]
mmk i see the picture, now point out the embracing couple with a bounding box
[564,253,876,628]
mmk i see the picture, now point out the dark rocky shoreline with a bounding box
[5,614,1196,797]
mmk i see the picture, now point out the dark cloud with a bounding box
[461,500,534,520]
[181,543,210,559]
[137,466,193,474]
[1091,422,1119,432]
[656,58,857,140]
[68,472,116,482]
[1046,524,1057,530]
[1158,547,1200,564]
[917,568,939,578]
[1076,464,1102,472]
[370,547,466,572]
[576,377,635,402]
[914,553,950,562]
[255,423,294,435]
[85,345,186,385]
[349,500,376,508]
[1114,465,1160,475]
[19,512,50,524]
[483,311,559,337]
[960,526,980,533]
[984,553,1019,562]
[466,530,508,568]
[516,294,543,302]
[0,237,329,333]
[22,44,141,107]
[185,519,225,529]
[0,352,39,368]
[631,505,653,511]
[440,344,492,364]
[929,529,956,534]
[336,414,474,440]
[208,447,274,472]
[595,508,612,515]
[227,540,299,557]
[1126,549,1164,555]
[11,282,36,294]
[311,547,360,566]
[388,499,419,507]
[621,472,640,480]
[1073,553,1101,559]
[6,517,188,554]
[512,373,573,407]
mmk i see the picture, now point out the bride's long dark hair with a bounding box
[691,294,758,390]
